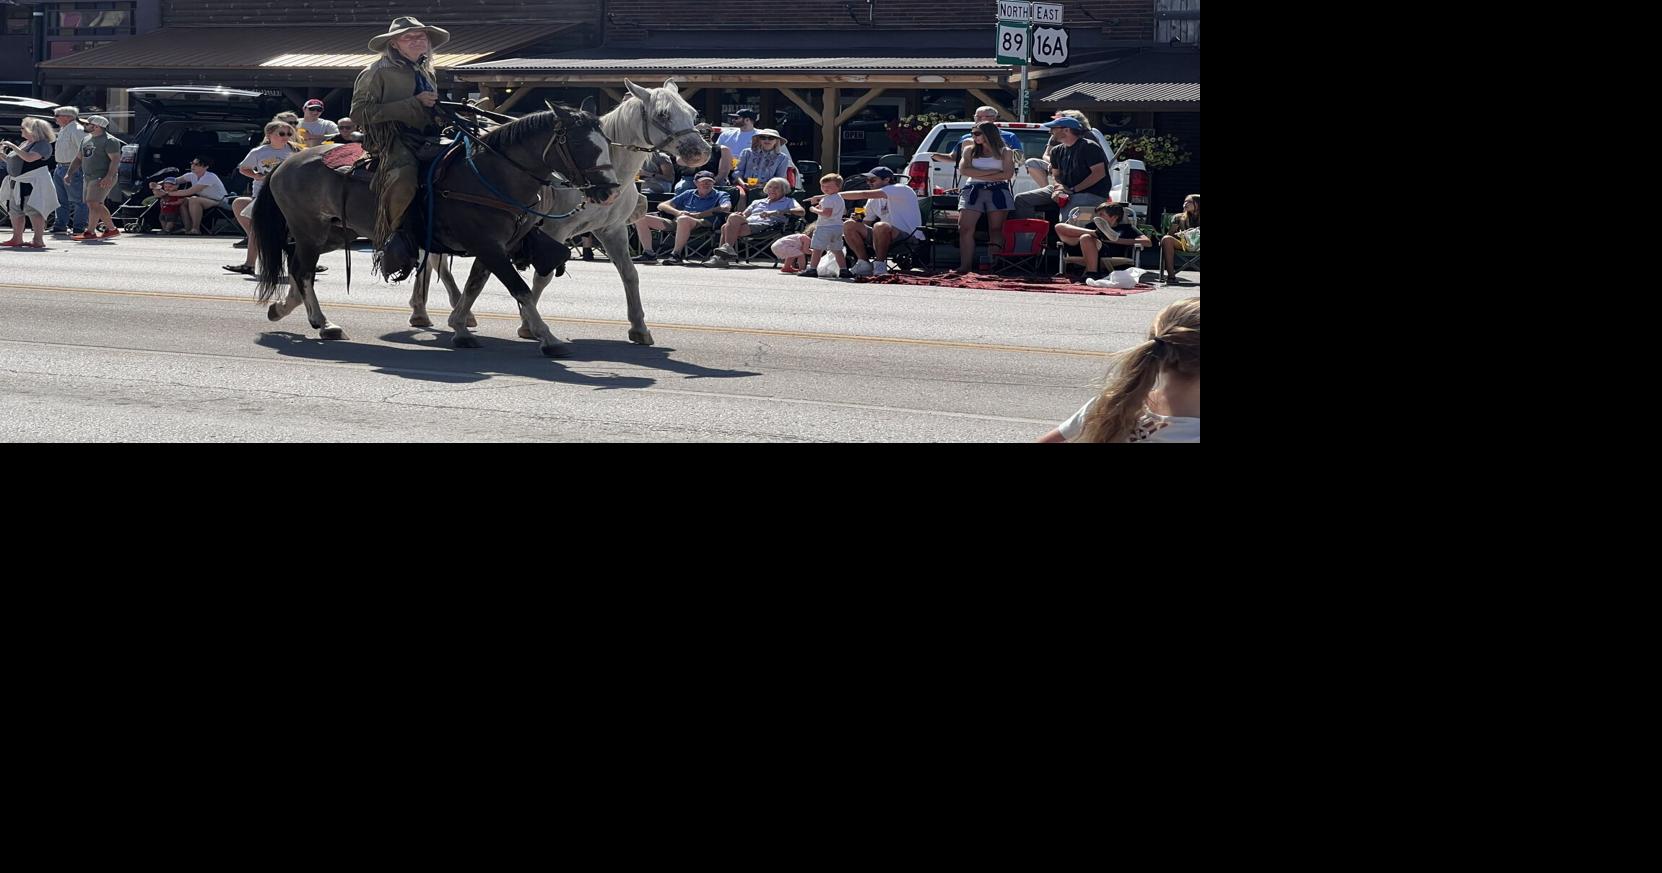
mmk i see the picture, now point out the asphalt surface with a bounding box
[0,230,1199,441]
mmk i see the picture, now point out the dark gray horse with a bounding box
[252,104,620,357]
[411,79,709,347]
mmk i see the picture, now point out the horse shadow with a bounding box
[256,329,759,390]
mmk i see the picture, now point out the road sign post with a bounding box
[995,2,1033,120]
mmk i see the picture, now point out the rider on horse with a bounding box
[350,16,448,280]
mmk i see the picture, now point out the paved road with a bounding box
[0,232,1199,441]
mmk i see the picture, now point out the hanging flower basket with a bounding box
[1108,133,1192,170]
[885,113,954,155]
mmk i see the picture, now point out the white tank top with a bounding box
[971,157,1003,171]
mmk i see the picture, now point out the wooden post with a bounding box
[833,88,888,127]
[820,86,840,172]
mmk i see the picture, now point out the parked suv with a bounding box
[0,95,61,140]
[906,121,1149,223]
[116,86,286,201]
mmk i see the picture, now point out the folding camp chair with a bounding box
[992,218,1051,275]
[1162,212,1200,274]
[737,214,804,266]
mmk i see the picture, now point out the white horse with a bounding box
[410,79,710,347]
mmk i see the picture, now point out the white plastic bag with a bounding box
[817,251,840,276]
[1087,268,1146,290]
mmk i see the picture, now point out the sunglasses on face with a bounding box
[272,131,292,137]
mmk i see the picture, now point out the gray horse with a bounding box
[410,79,709,347]
[253,104,620,356]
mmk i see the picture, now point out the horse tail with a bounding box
[252,186,289,303]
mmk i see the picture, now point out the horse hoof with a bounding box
[541,342,572,358]
[628,328,655,346]
[467,316,478,328]
[453,334,482,349]
[517,326,536,340]
[320,326,346,340]
[410,315,432,328]
[267,304,283,322]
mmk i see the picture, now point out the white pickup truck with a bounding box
[904,121,1149,223]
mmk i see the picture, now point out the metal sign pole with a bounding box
[1020,64,1028,122]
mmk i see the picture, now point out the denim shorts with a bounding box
[958,181,1012,212]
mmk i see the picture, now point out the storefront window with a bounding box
[49,3,134,37]
[4,6,33,36]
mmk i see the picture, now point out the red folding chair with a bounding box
[992,218,1051,275]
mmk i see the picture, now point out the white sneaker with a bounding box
[871,261,889,277]
[852,260,873,276]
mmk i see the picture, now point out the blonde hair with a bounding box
[819,173,844,187]
[263,120,296,147]
[1077,298,1200,443]
[274,112,299,126]
[21,117,56,143]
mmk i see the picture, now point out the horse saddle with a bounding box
[324,135,454,184]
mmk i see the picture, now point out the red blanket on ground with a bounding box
[858,273,1155,296]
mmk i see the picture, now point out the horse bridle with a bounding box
[610,96,700,154]
[539,102,618,195]
[439,102,615,195]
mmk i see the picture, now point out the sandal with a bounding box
[222,264,255,275]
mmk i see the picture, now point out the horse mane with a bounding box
[482,107,593,152]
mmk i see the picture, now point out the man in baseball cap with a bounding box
[632,169,731,266]
[820,166,923,278]
[69,115,124,240]
[1013,114,1110,222]
[50,106,88,234]
[297,99,339,145]
[717,108,761,156]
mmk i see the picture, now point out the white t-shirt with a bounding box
[868,183,922,237]
[1058,398,1201,443]
[178,170,227,203]
[299,118,339,143]
[817,192,846,223]
[716,126,756,155]
[239,145,293,198]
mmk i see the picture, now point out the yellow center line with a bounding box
[0,281,1112,358]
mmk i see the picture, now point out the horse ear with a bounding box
[579,96,598,115]
[624,79,654,104]
[663,77,679,93]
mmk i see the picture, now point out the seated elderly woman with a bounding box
[704,176,804,267]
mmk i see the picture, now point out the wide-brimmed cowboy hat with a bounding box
[368,17,451,52]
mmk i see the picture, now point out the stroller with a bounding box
[110,165,182,233]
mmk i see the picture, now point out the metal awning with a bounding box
[1035,49,1200,110]
[40,24,573,85]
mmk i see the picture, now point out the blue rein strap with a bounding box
[420,143,454,276]
[459,132,587,222]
